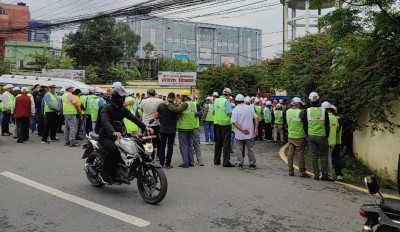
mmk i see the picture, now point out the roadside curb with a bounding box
[279,144,400,200]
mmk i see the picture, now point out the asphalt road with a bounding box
[0,126,370,232]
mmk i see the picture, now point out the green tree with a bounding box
[142,42,155,58]
[27,50,50,69]
[116,21,141,59]
[44,55,76,69]
[64,15,124,69]
[158,57,197,72]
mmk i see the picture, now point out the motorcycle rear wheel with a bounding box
[376,225,400,232]
[85,151,105,188]
[137,167,167,205]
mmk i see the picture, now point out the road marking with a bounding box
[278,144,400,200]
[0,171,150,227]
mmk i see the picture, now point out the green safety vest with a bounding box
[177,101,196,130]
[328,113,338,146]
[80,95,88,114]
[205,104,214,122]
[44,93,59,113]
[307,107,326,137]
[263,107,272,123]
[2,91,14,111]
[254,105,263,121]
[274,110,284,125]
[214,97,231,126]
[286,108,306,139]
[336,116,342,145]
[85,95,94,115]
[123,96,139,133]
[89,97,102,122]
[61,93,77,115]
[194,102,200,129]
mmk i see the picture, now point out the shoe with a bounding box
[64,142,70,146]
[236,164,243,170]
[98,173,112,185]
[166,164,173,169]
[69,143,80,147]
[189,164,194,167]
[13,136,18,139]
[300,173,312,178]
[17,139,24,143]
[214,162,221,165]
[314,176,319,180]
[49,138,59,142]
[274,141,277,145]
[41,140,50,144]
[198,160,204,166]
[320,177,334,182]
[178,164,189,168]
[34,131,38,134]
[223,163,235,167]
[289,172,294,176]
[1,133,11,136]
[250,165,256,170]
[336,176,344,181]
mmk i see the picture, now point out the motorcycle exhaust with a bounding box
[84,164,98,177]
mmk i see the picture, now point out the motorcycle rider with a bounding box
[98,88,153,184]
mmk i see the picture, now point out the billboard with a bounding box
[158,71,196,86]
[173,53,189,60]
[41,69,85,80]
[199,48,212,60]
[221,55,235,65]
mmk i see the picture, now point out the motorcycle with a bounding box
[82,122,168,205]
[359,176,400,231]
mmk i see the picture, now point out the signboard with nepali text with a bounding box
[158,71,197,86]
[41,69,85,80]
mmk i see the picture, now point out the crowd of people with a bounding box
[0,82,344,182]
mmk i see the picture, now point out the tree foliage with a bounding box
[28,50,49,69]
[158,57,197,72]
[142,42,155,58]
[116,21,141,60]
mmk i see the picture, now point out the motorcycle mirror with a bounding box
[364,176,380,195]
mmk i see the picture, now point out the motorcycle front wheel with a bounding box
[137,166,168,205]
[376,225,400,232]
[85,151,105,188]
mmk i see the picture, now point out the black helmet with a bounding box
[111,88,127,108]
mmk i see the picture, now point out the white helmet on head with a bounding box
[222,88,231,95]
[112,81,122,89]
[126,89,134,96]
[291,97,302,105]
[244,96,251,104]
[309,92,320,102]
[64,84,74,90]
[266,101,272,106]
[276,103,282,108]
[235,94,245,101]
[81,88,89,95]
[60,88,66,94]
[13,87,20,91]
[321,101,332,109]
[254,98,261,104]
[331,105,337,113]
[212,92,219,97]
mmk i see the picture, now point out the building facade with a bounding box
[28,20,51,43]
[127,16,262,68]
[4,41,50,69]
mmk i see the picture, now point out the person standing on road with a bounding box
[213,88,235,167]
[41,84,61,144]
[203,97,215,145]
[286,97,311,178]
[191,98,204,166]
[307,92,331,181]
[166,90,196,168]
[12,87,35,143]
[35,88,46,137]
[253,99,264,142]
[322,101,338,179]
[123,89,139,136]
[89,88,106,133]
[155,92,178,169]
[61,85,81,147]
[263,101,273,141]
[140,88,163,159]
[272,103,286,145]
[331,105,344,181]
[231,94,258,170]
[1,84,15,136]
[30,84,40,133]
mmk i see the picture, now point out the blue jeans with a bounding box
[30,113,37,132]
[1,111,11,133]
[204,121,214,142]
[159,132,176,166]
[178,131,193,167]
[230,132,235,150]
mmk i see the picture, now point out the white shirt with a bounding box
[231,103,257,140]
[140,97,163,126]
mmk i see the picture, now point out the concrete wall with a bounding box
[353,100,400,181]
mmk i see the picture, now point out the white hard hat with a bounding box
[60,88,66,94]
[126,89,134,96]
[279,99,284,103]
[212,92,219,97]
[266,101,272,106]
[331,105,337,113]
[206,96,213,101]
[48,83,56,87]
[254,98,261,104]
[231,102,235,108]
[291,97,302,105]
[89,87,95,93]
[112,81,122,88]
[13,87,20,91]
[244,96,251,103]
[309,92,320,102]
[81,89,89,95]
[64,84,74,90]
[222,88,231,95]
[95,87,103,94]
[235,94,245,101]
[5,84,14,89]
[276,103,282,108]
[229,96,233,100]
[21,87,28,93]
[321,101,332,109]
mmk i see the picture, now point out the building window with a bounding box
[5,49,11,57]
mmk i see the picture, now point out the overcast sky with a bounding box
[3,0,332,59]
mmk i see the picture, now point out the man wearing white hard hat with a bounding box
[88,87,106,133]
[307,92,331,181]
[1,84,15,136]
[286,97,311,177]
[213,88,235,167]
[231,94,257,170]
[203,96,215,145]
[12,87,35,143]
[112,81,122,89]
[263,100,273,141]
[253,98,263,141]
[61,84,81,147]
[42,83,61,144]
[322,101,339,180]
[272,103,286,145]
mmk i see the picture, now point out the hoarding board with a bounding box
[173,53,189,60]
[158,71,196,86]
[42,69,85,80]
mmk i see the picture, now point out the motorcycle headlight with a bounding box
[144,143,153,153]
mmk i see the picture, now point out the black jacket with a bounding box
[98,103,147,138]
